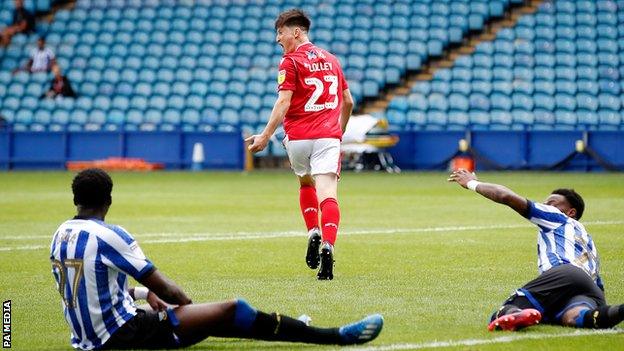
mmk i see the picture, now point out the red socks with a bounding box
[299,185,319,231]
[300,186,340,246]
[320,198,340,246]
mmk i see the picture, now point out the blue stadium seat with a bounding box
[106,110,126,128]
[431,81,450,95]
[490,93,512,111]
[471,68,492,81]
[469,111,489,129]
[533,109,555,129]
[448,93,469,111]
[93,96,111,111]
[469,93,490,111]
[597,111,621,130]
[598,94,621,111]
[577,66,598,80]
[166,95,185,111]
[452,68,472,81]
[407,93,427,111]
[555,94,577,111]
[389,96,408,112]
[512,110,533,126]
[555,111,576,129]
[599,80,620,95]
[512,93,534,111]
[532,80,553,95]
[534,93,555,111]
[575,110,598,129]
[490,110,514,130]
[451,81,471,96]
[577,94,598,112]
[555,80,576,95]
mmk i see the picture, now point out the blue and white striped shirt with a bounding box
[50,218,154,350]
[525,201,603,290]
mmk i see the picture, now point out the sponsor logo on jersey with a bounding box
[277,70,286,84]
[306,50,317,60]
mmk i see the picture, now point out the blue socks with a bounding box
[233,299,258,332]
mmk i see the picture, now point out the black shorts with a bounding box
[101,309,180,350]
[500,264,606,323]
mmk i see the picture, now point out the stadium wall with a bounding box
[0,131,622,171]
[389,131,624,171]
[0,131,245,170]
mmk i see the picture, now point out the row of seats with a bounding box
[384,0,624,131]
[382,109,622,131]
[0,0,52,16]
[71,1,512,18]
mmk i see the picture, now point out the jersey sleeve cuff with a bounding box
[524,199,535,219]
[135,262,156,280]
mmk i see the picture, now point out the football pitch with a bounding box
[1,170,623,350]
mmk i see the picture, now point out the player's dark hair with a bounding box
[552,188,584,220]
[72,168,113,209]
[274,9,310,31]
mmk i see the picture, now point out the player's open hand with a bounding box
[146,291,171,311]
[245,134,269,153]
[447,169,477,189]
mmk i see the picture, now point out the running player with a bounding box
[448,169,624,331]
[246,9,354,280]
[50,169,383,350]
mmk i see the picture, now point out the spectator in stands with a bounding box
[14,36,56,74]
[0,115,7,131]
[41,64,76,99]
[0,0,35,47]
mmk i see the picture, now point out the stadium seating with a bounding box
[0,0,504,137]
[3,0,620,138]
[385,0,624,131]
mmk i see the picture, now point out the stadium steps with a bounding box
[358,0,543,115]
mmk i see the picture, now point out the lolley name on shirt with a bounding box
[304,62,333,72]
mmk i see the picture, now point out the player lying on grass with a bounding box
[50,168,383,350]
[448,169,624,331]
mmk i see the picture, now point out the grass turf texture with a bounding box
[0,171,622,350]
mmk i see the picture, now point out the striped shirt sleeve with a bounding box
[98,227,154,280]
[525,200,569,230]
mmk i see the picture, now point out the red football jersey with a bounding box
[277,42,349,140]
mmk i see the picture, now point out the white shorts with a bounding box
[284,137,341,177]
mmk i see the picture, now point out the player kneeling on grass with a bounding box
[50,168,383,350]
[448,169,624,331]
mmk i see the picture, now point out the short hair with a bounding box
[72,168,113,209]
[274,9,311,31]
[552,188,585,220]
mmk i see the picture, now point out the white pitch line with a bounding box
[1,220,623,252]
[346,329,624,351]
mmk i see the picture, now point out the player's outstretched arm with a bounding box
[139,269,193,306]
[448,169,528,217]
[246,90,293,153]
[340,89,354,134]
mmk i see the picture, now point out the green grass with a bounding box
[0,171,623,350]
